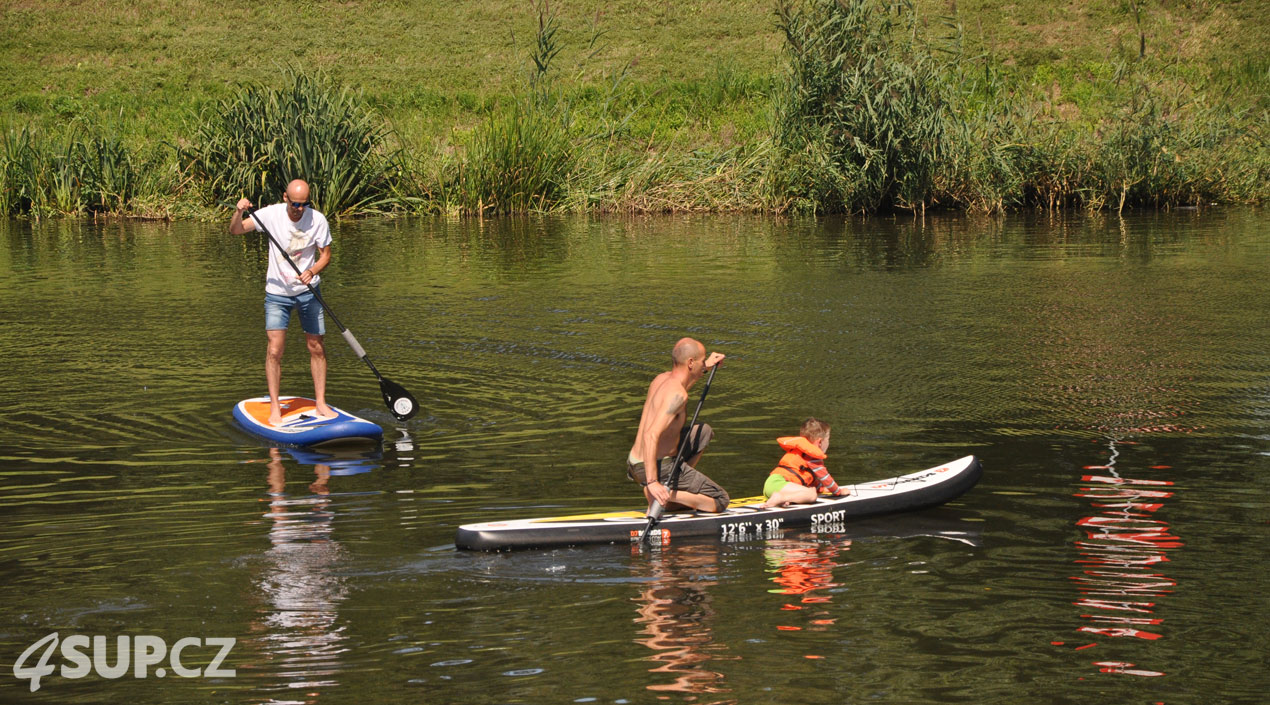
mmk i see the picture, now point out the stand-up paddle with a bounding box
[241,205,419,422]
[637,362,720,544]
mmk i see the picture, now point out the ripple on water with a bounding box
[2,212,1268,703]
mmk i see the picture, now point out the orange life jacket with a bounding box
[770,436,827,487]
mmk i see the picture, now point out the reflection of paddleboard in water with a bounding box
[285,446,382,476]
[233,396,382,447]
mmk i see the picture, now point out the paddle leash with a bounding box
[242,205,419,422]
[637,362,720,544]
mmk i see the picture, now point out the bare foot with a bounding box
[313,403,338,420]
[760,500,790,509]
[268,412,285,426]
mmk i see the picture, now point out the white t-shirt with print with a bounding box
[250,203,332,296]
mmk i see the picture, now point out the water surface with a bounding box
[1,210,1267,704]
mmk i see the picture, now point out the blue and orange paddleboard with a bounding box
[233,396,383,447]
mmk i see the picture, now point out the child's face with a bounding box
[816,434,830,452]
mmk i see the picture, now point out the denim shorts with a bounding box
[264,287,325,335]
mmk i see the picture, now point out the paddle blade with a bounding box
[379,377,419,421]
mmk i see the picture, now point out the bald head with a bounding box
[671,337,705,368]
[286,179,310,202]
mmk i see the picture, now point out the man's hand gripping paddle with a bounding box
[637,362,720,545]
[241,206,419,422]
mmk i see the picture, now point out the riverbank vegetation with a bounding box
[1,0,1266,218]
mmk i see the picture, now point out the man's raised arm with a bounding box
[229,197,257,235]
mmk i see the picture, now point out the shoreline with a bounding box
[3,1,1267,219]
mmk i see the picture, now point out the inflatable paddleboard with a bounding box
[233,396,383,447]
[456,455,982,551]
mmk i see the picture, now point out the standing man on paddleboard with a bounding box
[627,338,729,513]
[229,180,335,426]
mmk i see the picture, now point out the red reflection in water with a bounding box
[765,539,847,658]
[1068,440,1182,677]
[1095,661,1166,677]
[632,546,735,702]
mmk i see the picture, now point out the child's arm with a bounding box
[808,459,845,495]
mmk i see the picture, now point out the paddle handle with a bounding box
[342,329,367,359]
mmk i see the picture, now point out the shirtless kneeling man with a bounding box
[626,338,730,514]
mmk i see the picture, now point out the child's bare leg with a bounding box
[762,484,817,508]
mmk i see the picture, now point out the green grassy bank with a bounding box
[1,0,1267,217]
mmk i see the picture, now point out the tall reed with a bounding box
[769,0,948,214]
[450,103,573,214]
[0,123,169,218]
[182,70,404,216]
[444,5,575,214]
[1083,80,1258,211]
[82,135,139,213]
[0,128,47,216]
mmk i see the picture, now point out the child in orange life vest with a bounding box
[761,417,848,508]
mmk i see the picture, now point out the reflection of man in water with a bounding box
[248,448,348,690]
[633,545,731,696]
[268,447,332,498]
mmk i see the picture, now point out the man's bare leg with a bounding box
[668,490,723,512]
[644,485,723,513]
[266,330,287,425]
[306,333,335,418]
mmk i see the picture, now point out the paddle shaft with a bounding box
[638,363,719,543]
[242,206,384,380]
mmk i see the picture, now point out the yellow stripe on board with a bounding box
[528,496,769,523]
[729,496,765,506]
[530,510,645,522]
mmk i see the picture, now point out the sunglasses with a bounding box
[287,200,310,209]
